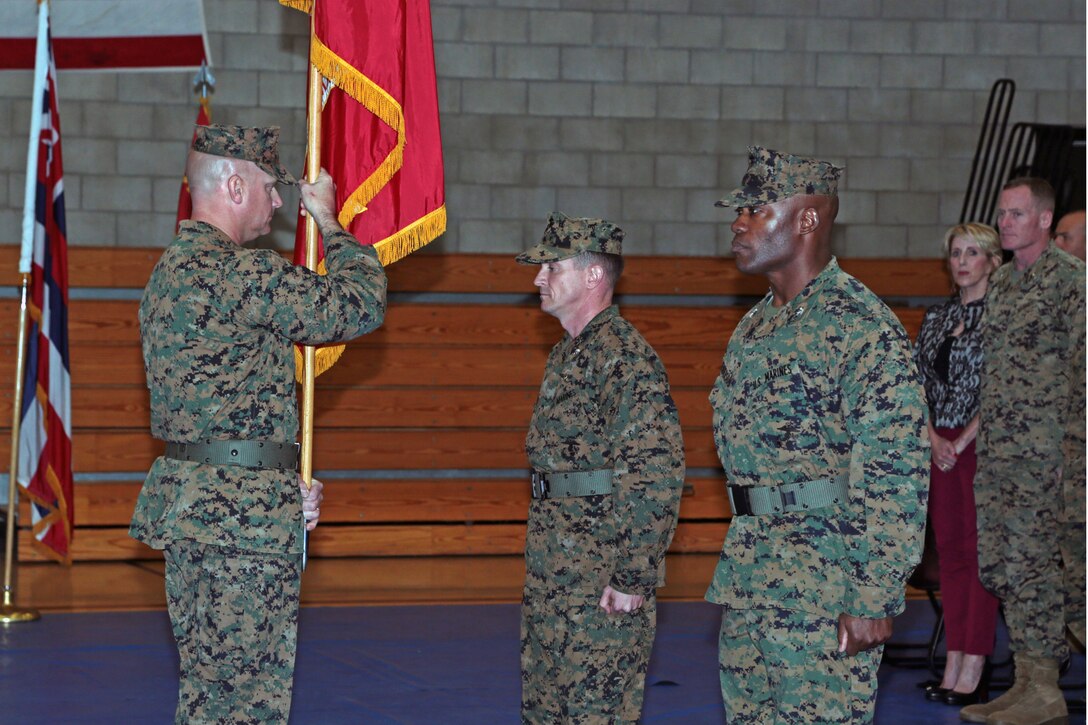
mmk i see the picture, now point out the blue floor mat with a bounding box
[0,600,1082,723]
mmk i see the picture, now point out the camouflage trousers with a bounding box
[975,459,1069,659]
[1064,518,1086,630]
[718,606,880,724]
[521,590,656,724]
[164,539,302,724]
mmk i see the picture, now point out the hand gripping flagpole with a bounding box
[2,0,48,625]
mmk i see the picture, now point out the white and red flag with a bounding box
[17,1,73,564]
[0,0,209,71]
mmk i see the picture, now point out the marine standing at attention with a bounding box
[130,124,387,723]
[705,147,929,723]
[517,212,685,723]
[960,177,1085,725]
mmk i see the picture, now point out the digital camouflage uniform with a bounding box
[130,125,387,724]
[707,148,929,724]
[518,213,685,724]
[976,244,1086,659]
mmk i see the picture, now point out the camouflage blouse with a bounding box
[979,246,1085,511]
[524,306,685,598]
[130,221,387,555]
[705,259,929,619]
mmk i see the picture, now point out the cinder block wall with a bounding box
[0,0,1083,258]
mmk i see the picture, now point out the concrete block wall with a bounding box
[0,0,1083,258]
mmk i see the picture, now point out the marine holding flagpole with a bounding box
[129,123,387,722]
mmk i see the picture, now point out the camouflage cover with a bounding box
[716,145,843,209]
[516,211,624,264]
[130,221,387,555]
[705,258,929,620]
[191,124,297,185]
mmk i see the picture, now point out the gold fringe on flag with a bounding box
[374,205,447,267]
[277,0,312,13]
[281,0,446,267]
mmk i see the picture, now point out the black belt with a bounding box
[728,473,849,516]
[162,439,299,470]
[531,469,613,500]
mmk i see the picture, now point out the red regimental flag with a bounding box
[283,0,446,377]
[17,19,73,564]
[176,98,212,233]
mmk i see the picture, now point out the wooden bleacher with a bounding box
[3,248,947,611]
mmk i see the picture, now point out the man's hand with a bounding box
[300,475,324,531]
[837,614,892,656]
[298,169,344,237]
[598,585,645,614]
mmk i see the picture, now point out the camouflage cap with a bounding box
[515,212,624,264]
[715,145,843,208]
[191,124,297,185]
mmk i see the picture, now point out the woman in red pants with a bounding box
[913,223,1003,706]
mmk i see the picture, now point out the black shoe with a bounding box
[918,678,942,690]
[943,686,985,706]
[943,660,991,706]
[925,686,951,701]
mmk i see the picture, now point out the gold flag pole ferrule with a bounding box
[300,27,322,491]
[2,274,41,624]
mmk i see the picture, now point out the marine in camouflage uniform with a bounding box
[962,178,1085,725]
[517,213,685,723]
[130,125,387,723]
[706,147,929,723]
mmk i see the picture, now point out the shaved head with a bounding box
[1054,210,1086,261]
[185,151,238,199]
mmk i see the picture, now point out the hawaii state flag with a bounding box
[17,4,74,564]
[282,0,446,377]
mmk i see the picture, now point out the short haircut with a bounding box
[574,251,624,287]
[1003,176,1056,212]
[186,153,237,197]
[944,222,1002,263]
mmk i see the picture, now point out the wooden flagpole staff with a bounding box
[299,22,322,490]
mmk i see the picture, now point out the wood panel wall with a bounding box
[4,248,947,609]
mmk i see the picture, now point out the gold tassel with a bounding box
[277,0,312,14]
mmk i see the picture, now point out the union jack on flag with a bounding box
[17,10,73,564]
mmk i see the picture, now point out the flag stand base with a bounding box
[0,603,41,624]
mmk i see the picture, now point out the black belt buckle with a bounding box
[531,471,550,500]
[729,486,753,516]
